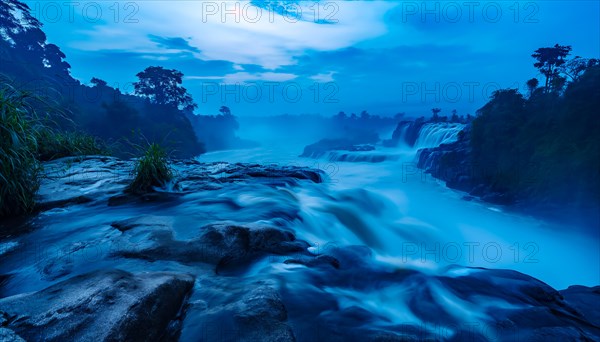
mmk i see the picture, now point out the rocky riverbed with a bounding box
[0,156,598,341]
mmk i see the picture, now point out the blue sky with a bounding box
[26,1,600,117]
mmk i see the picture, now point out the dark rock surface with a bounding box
[416,125,516,205]
[35,156,323,212]
[0,270,194,341]
[560,285,600,326]
[0,328,25,342]
[278,245,600,341]
[110,216,310,273]
[182,280,295,342]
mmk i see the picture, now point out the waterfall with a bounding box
[395,124,410,145]
[413,123,465,149]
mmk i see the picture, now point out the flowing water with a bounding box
[0,123,598,340]
[199,125,599,290]
[413,123,465,149]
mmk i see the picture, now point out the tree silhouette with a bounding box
[91,77,107,87]
[526,78,539,97]
[134,66,197,111]
[532,44,572,92]
[219,106,232,116]
[335,111,347,121]
[451,109,459,122]
[560,57,600,82]
[431,108,441,122]
[550,75,567,94]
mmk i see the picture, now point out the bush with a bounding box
[0,80,111,218]
[126,143,174,194]
[0,86,42,217]
[37,129,107,161]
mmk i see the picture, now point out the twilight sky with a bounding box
[25,1,600,117]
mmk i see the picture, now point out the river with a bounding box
[198,131,599,290]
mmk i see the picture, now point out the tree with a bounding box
[431,108,441,122]
[451,109,459,122]
[550,75,567,94]
[90,77,107,87]
[335,111,347,121]
[532,44,572,92]
[360,110,370,120]
[560,57,600,82]
[44,43,71,76]
[526,78,539,97]
[219,106,232,116]
[133,66,197,111]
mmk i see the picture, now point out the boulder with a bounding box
[0,270,194,342]
[110,217,310,272]
[0,328,25,342]
[184,282,295,342]
[560,285,600,326]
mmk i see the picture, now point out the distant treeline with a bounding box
[186,106,257,151]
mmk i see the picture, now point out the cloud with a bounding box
[187,71,297,83]
[64,1,395,69]
[147,35,201,53]
[309,72,335,83]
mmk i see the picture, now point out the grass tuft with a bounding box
[126,143,174,194]
[0,85,42,217]
[37,129,108,161]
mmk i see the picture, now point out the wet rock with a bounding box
[284,254,340,269]
[0,328,25,342]
[110,216,310,272]
[36,156,131,212]
[36,157,323,212]
[560,285,600,326]
[35,195,94,212]
[107,192,183,207]
[437,267,600,341]
[0,269,194,342]
[110,216,189,262]
[233,285,295,341]
[200,223,310,273]
[177,162,323,189]
[187,282,295,342]
[417,131,477,195]
[277,249,600,342]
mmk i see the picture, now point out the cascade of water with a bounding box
[413,123,465,149]
[396,124,410,146]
